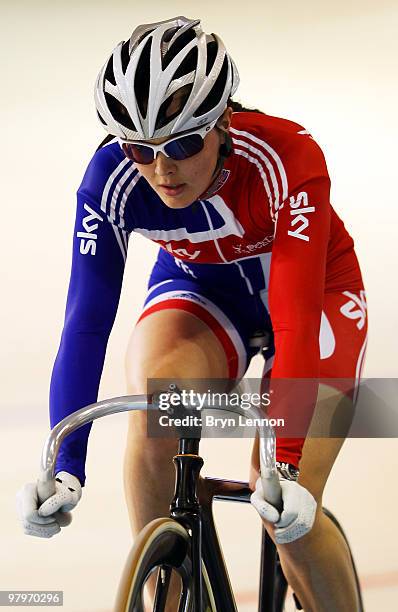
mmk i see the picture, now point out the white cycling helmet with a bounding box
[94,16,240,140]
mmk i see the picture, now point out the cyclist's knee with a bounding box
[298,441,346,505]
[125,424,178,477]
[125,358,179,396]
[126,410,177,448]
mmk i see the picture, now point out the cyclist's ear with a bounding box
[217,107,233,132]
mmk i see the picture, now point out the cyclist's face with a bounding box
[135,106,232,209]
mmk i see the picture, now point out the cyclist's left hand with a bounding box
[250,476,317,544]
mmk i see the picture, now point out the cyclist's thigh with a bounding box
[126,308,229,389]
[125,277,259,436]
[280,289,368,502]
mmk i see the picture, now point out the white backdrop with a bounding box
[2,2,398,610]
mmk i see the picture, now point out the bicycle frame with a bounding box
[36,393,364,612]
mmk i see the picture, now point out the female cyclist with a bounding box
[17,16,367,611]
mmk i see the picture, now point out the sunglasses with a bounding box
[119,119,218,165]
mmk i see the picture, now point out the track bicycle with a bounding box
[37,392,364,611]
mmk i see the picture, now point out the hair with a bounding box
[96,98,265,151]
[227,98,265,115]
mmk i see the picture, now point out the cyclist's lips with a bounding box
[159,184,186,197]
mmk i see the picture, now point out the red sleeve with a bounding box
[267,140,331,467]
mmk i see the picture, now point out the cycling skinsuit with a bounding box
[50,112,368,485]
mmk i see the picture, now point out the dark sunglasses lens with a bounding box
[165,134,204,160]
[122,143,154,164]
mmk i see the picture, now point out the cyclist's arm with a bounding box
[267,140,331,467]
[50,177,129,486]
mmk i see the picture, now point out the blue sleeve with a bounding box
[50,149,130,486]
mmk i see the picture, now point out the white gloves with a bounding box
[251,476,317,544]
[16,471,82,538]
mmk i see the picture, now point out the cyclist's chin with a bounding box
[156,185,200,209]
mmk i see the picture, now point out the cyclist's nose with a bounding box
[154,152,177,176]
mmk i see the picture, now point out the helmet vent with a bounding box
[104,92,136,131]
[172,47,198,80]
[130,28,156,54]
[205,40,218,76]
[162,27,179,45]
[97,110,107,125]
[104,55,116,86]
[120,40,130,75]
[194,55,228,117]
[155,84,193,130]
[162,28,196,69]
[134,37,152,118]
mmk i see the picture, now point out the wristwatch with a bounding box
[276,461,300,481]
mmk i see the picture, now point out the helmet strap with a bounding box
[198,130,233,200]
[218,132,233,159]
[209,131,233,181]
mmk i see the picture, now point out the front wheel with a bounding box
[114,517,216,611]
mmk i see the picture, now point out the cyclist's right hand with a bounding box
[16,471,82,538]
[250,476,316,544]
